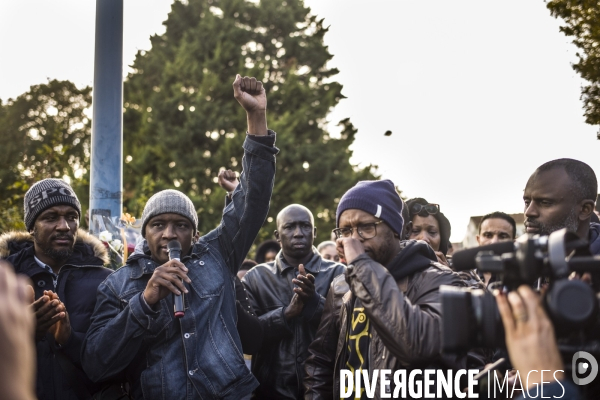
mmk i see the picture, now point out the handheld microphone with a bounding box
[451,241,515,271]
[167,240,185,318]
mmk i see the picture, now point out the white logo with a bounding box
[572,351,598,385]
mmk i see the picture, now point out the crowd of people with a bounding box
[0,74,597,400]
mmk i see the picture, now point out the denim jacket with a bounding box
[82,133,278,400]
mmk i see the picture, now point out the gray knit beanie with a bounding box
[141,189,198,237]
[24,178,82,231]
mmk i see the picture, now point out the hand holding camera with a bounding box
[495,285,565,390]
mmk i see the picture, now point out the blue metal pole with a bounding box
[89,0,124,234]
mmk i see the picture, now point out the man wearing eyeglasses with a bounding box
[241,204,345,399]
[304,179,473,399]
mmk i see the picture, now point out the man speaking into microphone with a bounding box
[82,75,278,399]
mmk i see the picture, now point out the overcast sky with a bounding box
[1,0,599,242]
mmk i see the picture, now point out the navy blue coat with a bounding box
[0,229,113,400]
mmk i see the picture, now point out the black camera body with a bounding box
[441,229,600,353]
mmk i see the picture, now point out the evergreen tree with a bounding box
[123,0,377,244]
[0,80,92,232]
[547,0,600,135]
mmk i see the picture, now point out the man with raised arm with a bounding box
[82,75,278,399]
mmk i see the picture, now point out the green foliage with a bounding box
[0,204,26,233]
[547,0,600,132]
[123,0,378,244]
[0,80,92,232]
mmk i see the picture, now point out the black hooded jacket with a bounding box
[304,240,486,399]
[0,229,113,400]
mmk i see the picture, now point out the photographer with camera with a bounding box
[444,225,600,399]
[496,285,581,399]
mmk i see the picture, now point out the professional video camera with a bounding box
[441,228,600,353]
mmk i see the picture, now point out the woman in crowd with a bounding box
[405,198,451,266]
[406,197,485,289]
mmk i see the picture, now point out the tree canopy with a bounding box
[0,80,92,232]
[547,0,600,136]
[122,0,378,244]
[0,0,379,248]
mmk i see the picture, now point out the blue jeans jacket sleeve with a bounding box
[215,132,278,275]
[82,277,171,382]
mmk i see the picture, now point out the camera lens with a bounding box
[471,290,504,349]
[441,286,505,352]
[545,279,599,335]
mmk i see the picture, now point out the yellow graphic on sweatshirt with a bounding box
[343,307,371,400]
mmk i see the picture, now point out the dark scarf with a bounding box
[387,240,438,281]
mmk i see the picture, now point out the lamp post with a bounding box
[89,0,124,234]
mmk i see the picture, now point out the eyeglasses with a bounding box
[409,203,440,215]
[332,221,384,240]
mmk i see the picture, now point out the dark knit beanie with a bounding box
[336,180,404,235]
[141,189,198,237]
[24,178,81,231]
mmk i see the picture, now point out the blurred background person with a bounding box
[316,240,339,263]
[237,259,257,280]
[254,239,280,264]
[476,211,516,287]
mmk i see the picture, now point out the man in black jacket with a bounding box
[304,180,479,399]
[0,178,113,400]
[242,204,345,399]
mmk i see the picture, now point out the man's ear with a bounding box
[476,235,481,245]
[579,200,595,221]
[313,227,317,239]
[274,230,280,241]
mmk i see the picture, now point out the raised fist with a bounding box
[232,75,266,113]
[218,169,239,193]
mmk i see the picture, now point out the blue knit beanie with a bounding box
[336,180,404,235]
